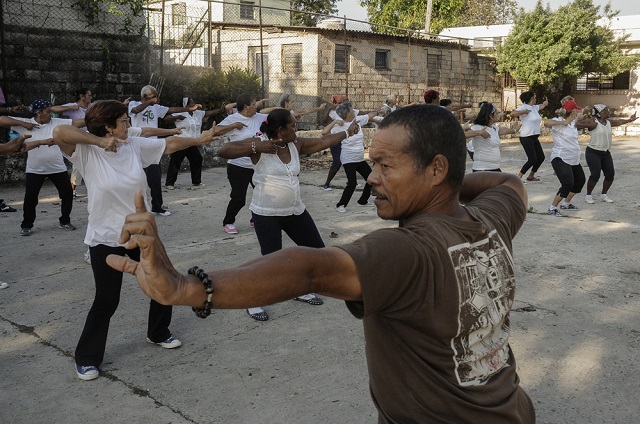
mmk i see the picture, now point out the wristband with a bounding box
[344,130,349,139]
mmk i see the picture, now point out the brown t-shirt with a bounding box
[339,185,534,424]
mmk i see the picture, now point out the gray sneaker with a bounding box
[20,227,31,236]
[59,223,77,231]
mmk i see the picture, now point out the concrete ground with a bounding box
[1,137,640,423]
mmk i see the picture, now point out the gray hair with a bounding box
[141,85,157,98]
[335,101,352,119]
[279,93,291,108]
[385,95,396,105]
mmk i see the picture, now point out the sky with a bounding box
[335,0,640,24]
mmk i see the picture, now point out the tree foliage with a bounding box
[71,0,146,34]
[291,0,338,27]
[496,0,639,93]
[360,0,517,35]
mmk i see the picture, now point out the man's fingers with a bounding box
[106,254,139,274]
[134,190,147,213]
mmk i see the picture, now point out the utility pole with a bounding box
[424,0,433,35]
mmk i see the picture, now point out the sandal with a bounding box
[294,294,324,305]
[247,308,269,321]
[526,176,540,181]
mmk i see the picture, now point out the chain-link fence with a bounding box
[144,0,503,129]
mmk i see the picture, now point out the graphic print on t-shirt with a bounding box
[448,229,515,386]
[142,109,155,123]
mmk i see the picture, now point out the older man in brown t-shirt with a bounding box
[107,105,534,423]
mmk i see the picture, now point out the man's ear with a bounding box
[431,154,449,185]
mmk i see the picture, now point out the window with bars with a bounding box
[375,49,390,70]
[240,1,255,20]
[576,71,630,91]
[335,45,351,73]
[282,44,302,75]
[427,53,441,86]
[171,2,187,26]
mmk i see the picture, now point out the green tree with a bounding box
[291,0,338,27]
[361,0,516,35]
[71,0,146,34]
[496,0,639,101]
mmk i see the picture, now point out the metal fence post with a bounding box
[258,0,265,99]
[343,15,348,98]
[160,0,166,75]
[407,31,411,103]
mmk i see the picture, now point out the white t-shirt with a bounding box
[62,103,88,131]
[128,102,170,136]
[172,110,206,138]
[65,137,165,247]
[515,104,542,137]
[331,114,369,164]
[250,137,305,216]
[549,117,581,165]
[13,117,71,174]
[471,124,501,170]
[329,109,359,121]
[217,112,268,169]
[588,120,612,152]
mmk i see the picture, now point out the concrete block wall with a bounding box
[1,0,150,105]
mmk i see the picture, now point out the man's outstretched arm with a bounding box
[107,192,363,309]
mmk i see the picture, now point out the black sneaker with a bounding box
[59,223,77,231]
[20,227,32,236]
[0,202,16,212]
[547,207,562,217]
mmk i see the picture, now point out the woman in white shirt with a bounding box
[216,108,356,321]
[470,102,520,172]
[511,91,549,182]
[543,101,591,216]
[332,102,382,212]
[165,97,226,189]
[0,99,85,236]
[52,100,219,381]
[580,104,637,203]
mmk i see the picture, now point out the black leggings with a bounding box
[165,146,203,186]
[75,245,173,367]
[144,164,164,212]
[223,163,255,225]
[252,210,324,255]
[22,171,73,229]
[519,135,545,174]
[551,158,586,198]
[585,147,615,183]
[337,161,372,207]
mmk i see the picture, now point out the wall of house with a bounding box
[317,35,501,112]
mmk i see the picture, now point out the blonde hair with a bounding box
[555,107,568,117]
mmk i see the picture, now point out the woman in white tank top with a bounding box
[580,104,637,204]
[217,109,357,322]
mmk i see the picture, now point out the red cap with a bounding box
[562,99,582,112]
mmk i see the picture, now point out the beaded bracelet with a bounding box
[251,141,257,155]
[188,266,214,318]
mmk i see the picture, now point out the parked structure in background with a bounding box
[440,15,640,115]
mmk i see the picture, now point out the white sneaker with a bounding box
[146,336,182,349]
[84,249,91,265]
[600,194,614,203]
[585,195,594,204]
[76,364,99,381]
[0,281,8,289]
[223,224,238,234]
[336,205,347,213]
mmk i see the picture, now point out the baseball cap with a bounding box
[562,99,582,112]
